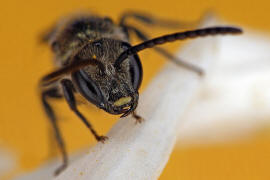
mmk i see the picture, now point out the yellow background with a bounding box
[0,0,270,179]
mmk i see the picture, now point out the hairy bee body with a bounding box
[45,14,128,67]
[42,13,140,115]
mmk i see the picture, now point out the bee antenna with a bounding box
[41,58,104,86]
[114,26,243,68]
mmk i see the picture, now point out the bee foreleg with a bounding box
[132,111,144,124]
[60,79,108,143]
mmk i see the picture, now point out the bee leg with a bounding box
[122,24,204,75]
[41,88,68,176]
[132,112,144,124]
[119,11,199,29]
[60,79,108,143]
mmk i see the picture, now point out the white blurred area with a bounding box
[0,145,17,179]
[177,30,270,146]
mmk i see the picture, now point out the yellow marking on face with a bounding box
[92,54,97,59]
[113,96,132,107]
[77,32,86,38]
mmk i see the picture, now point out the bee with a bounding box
[39,11,242,175]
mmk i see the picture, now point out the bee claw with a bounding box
[54,163,68,176]
[97,135,108,143]
[135,117,144,124]
[132,112,144,124]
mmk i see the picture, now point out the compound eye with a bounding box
[120,43,142,90]
[129,54,143,90]
[72,70,104,107]
[120,42,143,90]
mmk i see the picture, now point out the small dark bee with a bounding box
[39,11,242,175]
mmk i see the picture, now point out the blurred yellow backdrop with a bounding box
[0,0,270,179]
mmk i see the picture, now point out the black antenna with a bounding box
[41,58,104,86]
[114,26,243,68]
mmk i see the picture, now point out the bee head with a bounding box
[72,38,142,116]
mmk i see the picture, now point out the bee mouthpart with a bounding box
[120,106,134,118]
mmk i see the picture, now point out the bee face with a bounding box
[72,38,142,116]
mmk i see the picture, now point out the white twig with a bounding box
[0,147,16,178]
[177,31,270,145]
[53,20,220,180]
[15,18,236,180]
